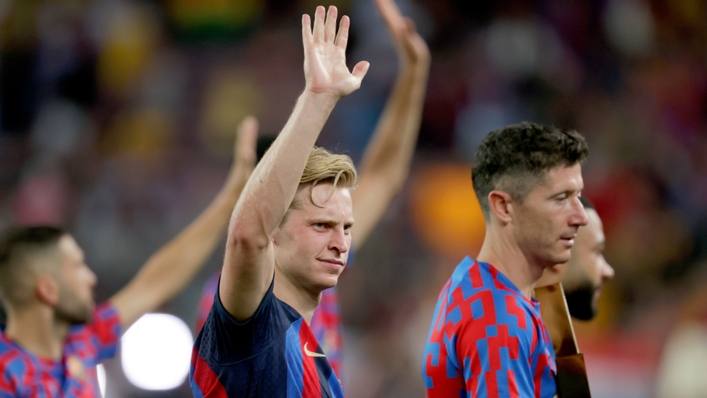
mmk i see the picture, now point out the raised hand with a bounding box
[375,0,430,68]
[302,6,370,98]
[224,116,258,195]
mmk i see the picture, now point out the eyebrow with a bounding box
[311,218,355,225]
[559,188,583,195]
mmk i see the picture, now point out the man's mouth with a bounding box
[318,258,345,268]
[560,234,576,246]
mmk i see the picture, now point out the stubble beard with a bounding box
[55,290,93,325]
[514,218,571,268]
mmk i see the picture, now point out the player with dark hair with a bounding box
[423,122,590,397]
[0,117,258,397]
[192,0,430,379]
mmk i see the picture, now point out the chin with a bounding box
[314,274,340,291]
[551,249,572,265]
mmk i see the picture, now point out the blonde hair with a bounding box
[300,147,357,189]
[282,147,357,223]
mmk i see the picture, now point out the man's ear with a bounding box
[487,190,514,224]
[35,274,59,306]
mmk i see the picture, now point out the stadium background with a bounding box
[1,0,707,396]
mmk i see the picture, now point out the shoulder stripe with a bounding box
[189,347,228,398]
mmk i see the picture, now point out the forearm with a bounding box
[220,91,342,320]
[229,91,339,241]
[221,6,367,319]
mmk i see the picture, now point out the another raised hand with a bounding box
[350,0,430,246]
[375,0,430,69]
[302,6,370,98]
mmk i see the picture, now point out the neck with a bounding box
[476,225,546,299]
[273,270,321,324]
[3,305,70,360]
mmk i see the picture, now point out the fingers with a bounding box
[302,5,368,96]
[351,61,370,82]
[302,14,312,46]
[334,15,350,50]
[312,5,326,43]
[307,5,345,45]
[324,6,337,43]
[235,116,258,165]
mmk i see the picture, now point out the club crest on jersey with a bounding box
[66,356,87,380]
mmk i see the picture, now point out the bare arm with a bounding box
[220,5,369,321]
[110,117,258,332]
[352,0,430,246]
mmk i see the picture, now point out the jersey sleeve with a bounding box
[196,277,286,364]
[195,272,220,333]
[190,277,290,396]
[85,302,122,363]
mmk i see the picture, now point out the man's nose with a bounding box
[329,228,349,254]
[572,197,589,226]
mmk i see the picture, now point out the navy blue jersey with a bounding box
[190,279,344,398]
[195,248,357,377]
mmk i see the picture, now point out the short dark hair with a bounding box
[0,226,66,306]
[0,226,66,266]
[579,196,595,210]
[472,122,589,218]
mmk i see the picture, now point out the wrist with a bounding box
[299,89,340,110]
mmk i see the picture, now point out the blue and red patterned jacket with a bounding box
[423,257,557,398]
[0,303,121,398]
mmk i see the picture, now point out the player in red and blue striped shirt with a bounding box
[193,0,430,380]
[0,303,120,397]
[423,122,590,397]
[0,111,258,397]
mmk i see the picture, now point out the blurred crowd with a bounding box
[1,0,707,397]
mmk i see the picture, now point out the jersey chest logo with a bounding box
[303,342,326,358]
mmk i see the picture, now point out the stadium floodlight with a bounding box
[120,313,193,390]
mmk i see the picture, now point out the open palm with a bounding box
[302,6,369,98]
